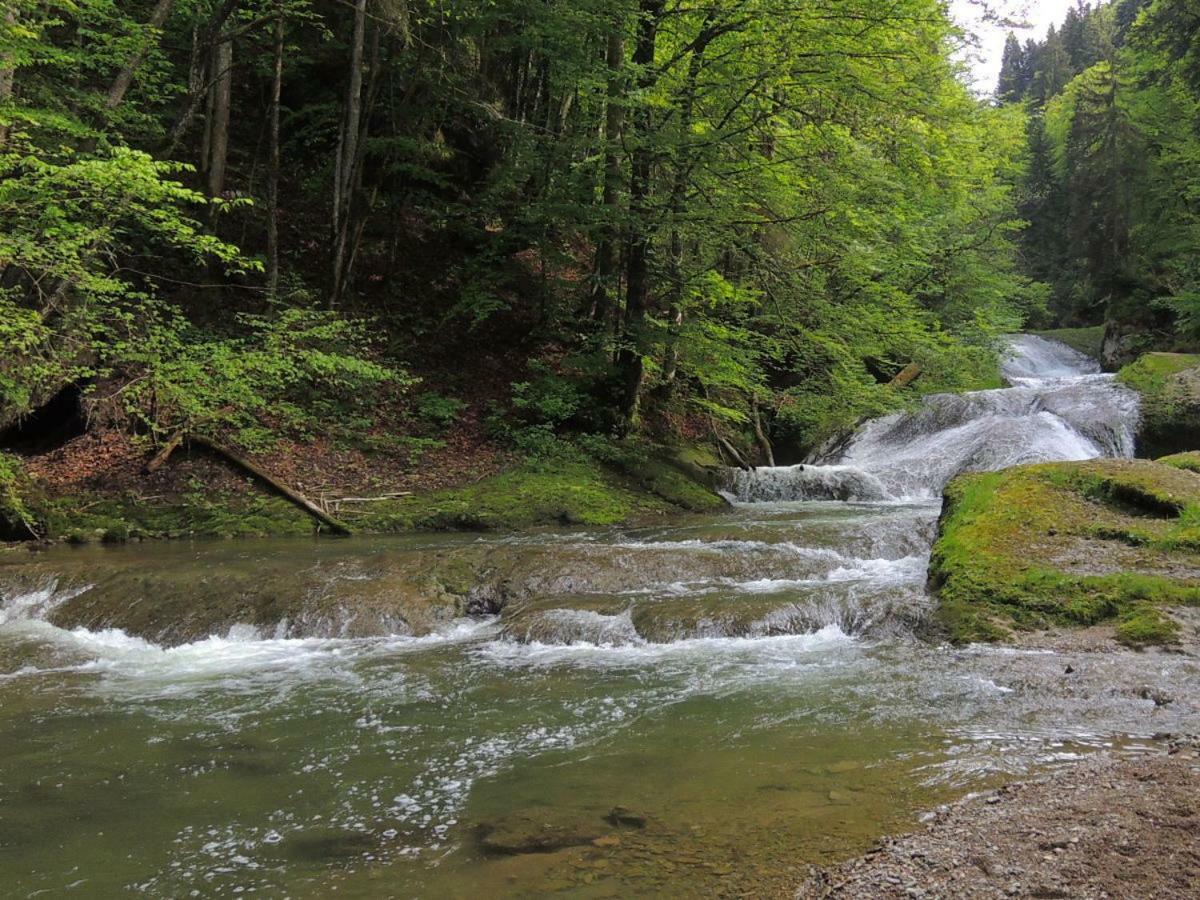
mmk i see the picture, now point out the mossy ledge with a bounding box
[930,458,1200,647]
[0,443,728,543]
[1117,352,1200,457]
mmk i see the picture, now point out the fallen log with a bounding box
[889,362,923,389]
[184,434,354,535]
[714,432,752,472]
[145,431,184,474]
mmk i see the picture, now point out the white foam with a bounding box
[476,623,853,667]
[0,588,499,695]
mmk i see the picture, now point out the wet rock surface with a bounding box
[797,742,1200,900]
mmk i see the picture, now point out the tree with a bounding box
[998,33,1026,102]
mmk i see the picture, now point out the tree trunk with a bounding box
[661,20,711,391]
[588,25,625,324]
[752,397,775,467]
[104,0,177,112]
[331,0,367,305]
[616,0,664,429]
[266,2,284,297]
[0,7,16,149]
[166,0,241,156]
[207,36,233,206]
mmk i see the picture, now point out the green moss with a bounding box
[1157,451,1200,474]
[1118,353,1200,457]
[347,440,727,533]
[7,438,725,543]
[931,459,1200,646]
[349,459,673,532]
[34,485,314,543]
[1115,604,1180,647]
[1029,326,1105,360]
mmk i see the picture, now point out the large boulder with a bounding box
[1118,353,1200,457]
[930,459,1200,646]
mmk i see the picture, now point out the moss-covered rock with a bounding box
[33,486,315,543]
[1117,353,1200,457]
[930,458,1200,647]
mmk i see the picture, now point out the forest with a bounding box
[0,0,1197,531]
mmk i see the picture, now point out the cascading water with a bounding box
[726,335,1140,503]
[1,336,1193,899]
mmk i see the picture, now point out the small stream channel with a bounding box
[1,337,1197,897]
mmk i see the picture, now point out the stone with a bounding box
[477,807,610,855]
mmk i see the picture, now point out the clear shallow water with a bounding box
[1,337,1196,897]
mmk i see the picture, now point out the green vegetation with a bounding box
[346,442,726,533]
[0,439,724,541]
[931,459,1200,647]
[997,0,1200,366]
[1158,451,1200,474]
[1117,353,1200,456]
[0,452,38,540]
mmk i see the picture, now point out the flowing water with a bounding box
[1,336,1196,898]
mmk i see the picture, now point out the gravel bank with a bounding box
[797,742,1200,899]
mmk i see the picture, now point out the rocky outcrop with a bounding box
[1117,353,1200,457]
[930,458,1200,646]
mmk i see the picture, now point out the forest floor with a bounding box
[796,740,1200,900]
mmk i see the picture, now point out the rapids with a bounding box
[727,335,1140,502]
[1,336,1196,897]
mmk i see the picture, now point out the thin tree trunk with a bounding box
[207,36,233,205]
[752,397,775,467]
[0,7,16,149]
[266,2,284,297]
[166,0,241,155]
[588,25,625,323]
[337,22,382,300]
[104,0,177,112]
[616,0,664,430]
[661,21,711,390]
[331,0,367,305]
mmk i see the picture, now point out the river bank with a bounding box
[797,739,1200,899]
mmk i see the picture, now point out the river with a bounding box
[1,336,1197,897]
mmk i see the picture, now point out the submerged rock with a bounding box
[476,807,612,854]
[930,458,1200,647]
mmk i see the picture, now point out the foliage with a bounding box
[415,393,467,431]
[117,306,407,449]
[0,0,1057,509]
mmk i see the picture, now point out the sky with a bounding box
[951,0,1080,94]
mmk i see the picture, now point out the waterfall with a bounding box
[727,335,1140,503]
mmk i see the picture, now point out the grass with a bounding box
[931,459,1200,647]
